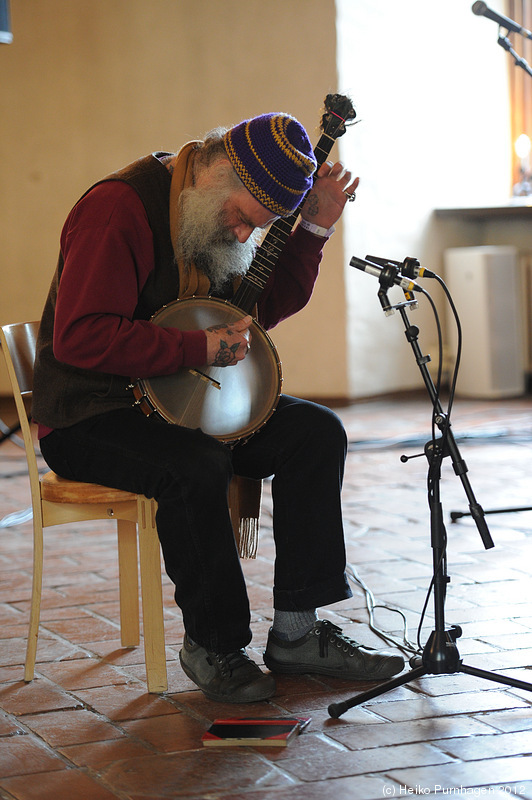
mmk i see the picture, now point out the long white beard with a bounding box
[175,184,262,293]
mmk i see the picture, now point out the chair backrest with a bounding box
[0,321,39,397]
[0,321,42,502]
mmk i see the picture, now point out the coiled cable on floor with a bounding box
[345,560,421,656]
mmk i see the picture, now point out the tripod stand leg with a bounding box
[460,663,532,692]
[0,417,21,443]
[451,506,532,520]
[328,664,427,718]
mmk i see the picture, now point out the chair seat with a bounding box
[41,471,138,504]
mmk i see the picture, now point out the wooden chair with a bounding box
[0,321,167,693]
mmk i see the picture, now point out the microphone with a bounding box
[471,2,532,39]
[366,255,437,280]
[350,256,423,292]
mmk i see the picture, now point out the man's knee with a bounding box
[170,431,233,487]
[296,401,348,454]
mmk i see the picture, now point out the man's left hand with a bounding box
[300,161,359,230]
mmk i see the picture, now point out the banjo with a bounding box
[132,94,356,443]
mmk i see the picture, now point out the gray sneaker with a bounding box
[179,634,276,703]
[264,620,404,681]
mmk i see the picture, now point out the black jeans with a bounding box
[39,394,351,653]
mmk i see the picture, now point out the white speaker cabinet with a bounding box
[444,246,525,398]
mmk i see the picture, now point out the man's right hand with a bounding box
[204,315,252,367]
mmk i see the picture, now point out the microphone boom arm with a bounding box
[497,34,532,78]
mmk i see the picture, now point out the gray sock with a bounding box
[272,609,318,641]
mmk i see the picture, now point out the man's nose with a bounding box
[233,223,254,243]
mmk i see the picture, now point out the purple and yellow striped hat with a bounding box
[223,113,317,217]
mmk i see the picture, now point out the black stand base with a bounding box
[328,627,532,718]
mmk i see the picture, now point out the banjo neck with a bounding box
[231,95,356,314]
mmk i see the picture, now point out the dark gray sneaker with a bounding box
[264,620,404,681]
[179,634,276,703]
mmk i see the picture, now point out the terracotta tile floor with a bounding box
[1,394,532,799]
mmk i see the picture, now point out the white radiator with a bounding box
[443,246,526,398]
[519,250,532,375]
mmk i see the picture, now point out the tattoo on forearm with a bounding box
[305,192,319,218]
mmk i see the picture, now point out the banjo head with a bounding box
[136,297,282,442]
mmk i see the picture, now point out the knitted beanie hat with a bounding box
[223,113,317,217]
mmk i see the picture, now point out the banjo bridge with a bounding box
[188,368,221,390]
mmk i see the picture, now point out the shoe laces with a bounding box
[314,620,363,658]
[211,648,252,677]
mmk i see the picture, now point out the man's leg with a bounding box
[232,396,404,681]
[232,395,351,610]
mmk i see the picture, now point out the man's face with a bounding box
[175,159,277,292]
[219,191,279,244]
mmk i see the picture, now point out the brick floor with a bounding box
[1,394,532,799]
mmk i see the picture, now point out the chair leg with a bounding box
[137,497,167,693]
[117,519,140,647]
[25,513,44,682]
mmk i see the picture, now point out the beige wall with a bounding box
[0,0,347,396]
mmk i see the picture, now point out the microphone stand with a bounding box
[328,264,532,718]
[497,34,532,78]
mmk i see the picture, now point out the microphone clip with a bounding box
[365,255,421,314]
[373,262,404,317]
[378,287,394,317]
[377,264,400,291]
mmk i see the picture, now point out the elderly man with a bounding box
[33,112,404,703]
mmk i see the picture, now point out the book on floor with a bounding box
[201,716,311,747]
